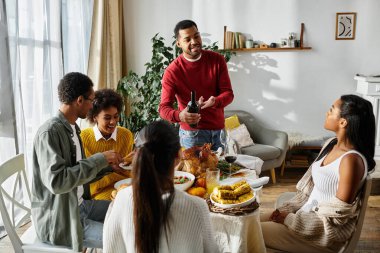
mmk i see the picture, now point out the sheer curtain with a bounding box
[5,0,93,169]
[87,0,127,90]
[0,0,17,164]
[0,0,93,238]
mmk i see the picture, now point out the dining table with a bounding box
[207,169,267,253]
[209,208,266,253]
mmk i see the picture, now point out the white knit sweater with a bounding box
[278,140,368,251]
[103,187,219,253]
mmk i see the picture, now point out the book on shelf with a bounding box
[225,30,243,49]
[234,32,240,49]
[239,34,245,48]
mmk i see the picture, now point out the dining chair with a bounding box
[339,175,372,253]
[0,153,80,253]
[274,175,372,253]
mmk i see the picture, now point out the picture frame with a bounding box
[336,12,356,40]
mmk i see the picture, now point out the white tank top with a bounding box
[300,150,368,212]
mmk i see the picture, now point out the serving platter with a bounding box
[210,191,255,209]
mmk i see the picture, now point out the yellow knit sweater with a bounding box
[81,126,134,200]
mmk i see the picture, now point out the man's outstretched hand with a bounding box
[198,96,216,109]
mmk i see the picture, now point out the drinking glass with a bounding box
[206,168,220,196]
[219,128,227,155]
[224,135,238,177]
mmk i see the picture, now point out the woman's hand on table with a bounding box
[269,209,289,224]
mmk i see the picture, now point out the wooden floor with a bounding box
[1,167,379,253]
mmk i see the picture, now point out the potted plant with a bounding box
[117,33,234,133]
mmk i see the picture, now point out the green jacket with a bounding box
[31,111,108,252]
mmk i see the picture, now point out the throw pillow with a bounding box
[228,123,255,148]
[225,114,240,130]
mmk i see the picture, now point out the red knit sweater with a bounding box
[159,50,234,130]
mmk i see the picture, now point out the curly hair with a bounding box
[174,20,198,39]
[58,72,94,103]
[87,89,123,124]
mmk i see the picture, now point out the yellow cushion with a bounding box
[225,114,241,130]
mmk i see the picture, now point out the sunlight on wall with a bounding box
[124,0,380,136]
[262,90,293,104]
[283,111,298,123]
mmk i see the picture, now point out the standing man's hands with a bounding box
[198,96,216,109]
[178,96,215,125]
[102,150,123,166]
[179,107,201,125]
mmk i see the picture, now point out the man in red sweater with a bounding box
[159,20,234,151]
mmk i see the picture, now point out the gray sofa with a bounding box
[225,110,288,183]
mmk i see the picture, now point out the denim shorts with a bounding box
[179,128,223,151]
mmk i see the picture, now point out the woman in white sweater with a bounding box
[261,94,376,253]
[103,120,218,253]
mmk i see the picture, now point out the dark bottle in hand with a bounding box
[187,90,199,128]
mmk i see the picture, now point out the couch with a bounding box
[225,110,288,183]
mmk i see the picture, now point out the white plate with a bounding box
[114,178,132,189]
[230,169,256,179]
[119,163,132,170]
[210,191,255,209]
[174,171,195,191]
[248,176,269,188]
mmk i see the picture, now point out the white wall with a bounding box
[123,0,380,136]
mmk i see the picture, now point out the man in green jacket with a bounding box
[31,72,123,251]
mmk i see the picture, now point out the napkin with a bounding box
[235,154,263,175]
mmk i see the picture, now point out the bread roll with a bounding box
[212,195,238,204]
[215,185,233,191]
[214,189,237,200]
[230,180,247,190]
[238,191,254,202]
[233,183,251,196]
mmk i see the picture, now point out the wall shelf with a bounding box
[223,24,311,52]
[221,47,312,52]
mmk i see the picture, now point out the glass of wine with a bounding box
[221,131,238,177]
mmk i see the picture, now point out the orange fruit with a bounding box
[195,178,206,188]
[187,187,206,198]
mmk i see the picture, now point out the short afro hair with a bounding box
[174,20,198,39]
[87,89,123,124]
[58,72,94,103]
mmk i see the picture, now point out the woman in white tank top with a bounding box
[261,94,376,253]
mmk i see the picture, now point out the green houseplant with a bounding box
[117,33,234,133]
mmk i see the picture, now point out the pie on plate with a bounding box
[114,178,132,189]
[119,163,132,170]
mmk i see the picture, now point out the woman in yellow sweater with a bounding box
[81,89,134,200]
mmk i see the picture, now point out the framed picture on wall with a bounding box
[336,12,356,40]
